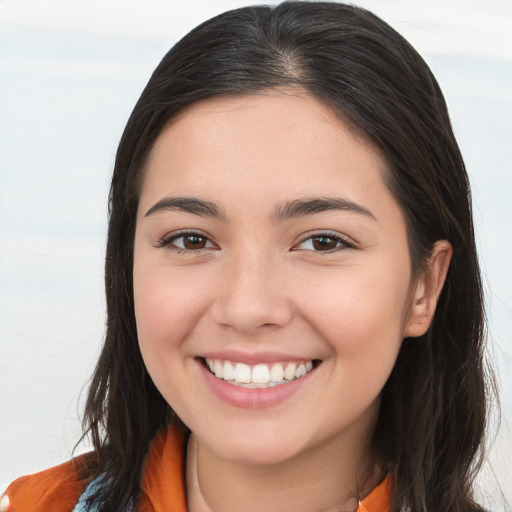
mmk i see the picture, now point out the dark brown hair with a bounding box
[80,2,493,510]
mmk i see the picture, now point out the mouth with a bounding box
[201,357,321,389]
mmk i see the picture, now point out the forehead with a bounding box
[140,92,391,211]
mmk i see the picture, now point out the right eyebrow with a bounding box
[144,196,227,221]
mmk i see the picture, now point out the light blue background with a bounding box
[1,0,511,507]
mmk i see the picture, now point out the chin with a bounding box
[198,425,307,467]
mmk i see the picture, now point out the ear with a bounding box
[404,240,453,338]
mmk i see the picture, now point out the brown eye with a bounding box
[311,236,339,251]
[295,233,353,252]
[182,235,207,250]
[160,232,215,251]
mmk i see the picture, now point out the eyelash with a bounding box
[157,230,355,254]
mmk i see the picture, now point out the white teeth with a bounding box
[234,362,251,383]
[252,364,270,384]
[270,363,284,382]
[214,359,223,378]
[204,358,316,387]
[295,363,306,378]
[223,360,235,381]
[283,362,297,381]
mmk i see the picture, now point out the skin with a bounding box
[133,91,452,512]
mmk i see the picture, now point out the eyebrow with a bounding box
[144,195,375,222]
[271,197,376,222]
[145,196,226,220]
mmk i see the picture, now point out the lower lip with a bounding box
[199,361,315,409]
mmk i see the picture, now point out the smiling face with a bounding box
[133,92,429,468]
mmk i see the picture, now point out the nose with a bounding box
[210,248,293,335]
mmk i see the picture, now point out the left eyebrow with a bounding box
[271,197,376,222]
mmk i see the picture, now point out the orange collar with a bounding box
[138,427,187,511]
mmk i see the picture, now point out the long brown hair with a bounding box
[80,2,494,510]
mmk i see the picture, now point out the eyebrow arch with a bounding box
[145,196,226,220]
[271,197,376,222]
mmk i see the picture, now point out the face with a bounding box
[133,92,421,467]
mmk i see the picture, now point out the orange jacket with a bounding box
[2,428,391,511]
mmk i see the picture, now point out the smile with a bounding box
[203,358,317,388]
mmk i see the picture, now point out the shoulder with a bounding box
[1,455,90,512]
[1,428,186,512]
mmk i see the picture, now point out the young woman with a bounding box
[2,2,493,511]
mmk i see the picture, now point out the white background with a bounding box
[1,0,511,508]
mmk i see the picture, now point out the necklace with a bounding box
[186,434,214,512]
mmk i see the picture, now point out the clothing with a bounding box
[2,428,391,512]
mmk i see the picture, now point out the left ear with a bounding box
[404,240,453,338]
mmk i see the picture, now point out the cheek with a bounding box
[299,264,409,367]
[133,266,211,363]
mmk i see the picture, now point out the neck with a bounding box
[186,431,381,512]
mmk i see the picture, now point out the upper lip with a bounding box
[199,350,318,365]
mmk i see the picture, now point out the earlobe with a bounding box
[404,240,453,338]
